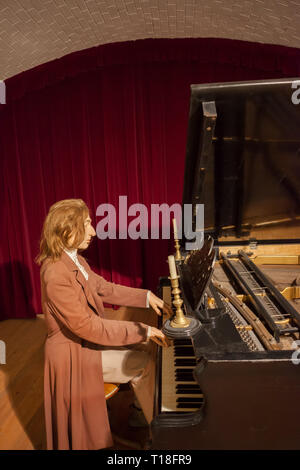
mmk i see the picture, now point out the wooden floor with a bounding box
[0,315,47,450]
[0,306,157,450]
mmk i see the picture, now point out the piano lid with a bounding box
[182,78,300,241]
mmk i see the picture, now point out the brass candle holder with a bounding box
[169,275,190,328]
[174,238,183,261]
[163,253,202,339]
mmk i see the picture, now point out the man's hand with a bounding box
[149,292,173,318]
[149,326,170,347]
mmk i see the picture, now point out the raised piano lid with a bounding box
[181,78,300,244]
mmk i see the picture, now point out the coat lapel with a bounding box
[60,251,99,315]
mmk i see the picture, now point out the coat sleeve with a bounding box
[44,269,148,346]
[79,256,148,308]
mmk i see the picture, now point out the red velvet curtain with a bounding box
[1,38,300,320]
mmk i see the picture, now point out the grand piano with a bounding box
[150,78,300,449]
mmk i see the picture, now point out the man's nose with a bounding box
[89,225,96,237]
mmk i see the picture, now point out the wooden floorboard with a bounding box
[0,315,47,450]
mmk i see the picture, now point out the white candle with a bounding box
[172,218,178,239]
[168,255,177,279]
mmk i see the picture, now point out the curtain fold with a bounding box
[1,37,299,320]
[4,38,300,103]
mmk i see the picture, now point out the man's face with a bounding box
[77,216,96,250]
[67,215,96,250]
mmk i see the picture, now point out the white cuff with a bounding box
[146,290,151,308]
[147,326,152,338]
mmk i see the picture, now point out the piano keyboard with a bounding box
[161,286,204,413]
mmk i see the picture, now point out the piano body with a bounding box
[151,78,300,449]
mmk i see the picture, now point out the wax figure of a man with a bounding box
[36,198,171,450]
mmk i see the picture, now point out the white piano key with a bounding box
[161,286,204,413]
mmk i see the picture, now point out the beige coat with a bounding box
[40,251,149,450]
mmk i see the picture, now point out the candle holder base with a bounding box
[162,317,202,339]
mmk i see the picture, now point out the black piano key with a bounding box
[175,376,195,382]
[175,372,194,376]
[175,368,195,374]
[175,370,195,375]
[175,374,195,380]
[176,390,202,395]
[177,397,203,403]
[174,347,195,357]
[174,339,193,346]
[175,359,196,366]
[175,373,194,376]
[174,343,193,347]
[176,384,200,390]
[177,403,203,409]
[176,385,201,391]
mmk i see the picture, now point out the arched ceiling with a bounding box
[1,0,300,80]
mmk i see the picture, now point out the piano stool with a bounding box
[105,383,145,450]
[104,383,119,400]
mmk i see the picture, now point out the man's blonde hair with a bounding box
[35,198,89,265]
